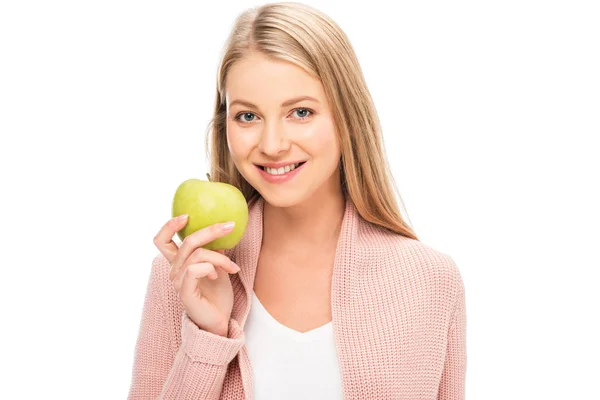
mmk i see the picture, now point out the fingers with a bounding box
[154,214,188,264]
[180,263,218,300]
[170,221,236,278]
[191,247,239,274]
[171,247,239,288]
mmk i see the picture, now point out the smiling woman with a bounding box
[128,2,466,400]
[207,13,417,234]
[223,51,342,209]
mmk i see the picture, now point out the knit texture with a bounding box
[128,195,467,399]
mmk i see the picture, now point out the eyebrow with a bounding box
[228,96,320,109]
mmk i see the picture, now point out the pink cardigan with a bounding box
[128,195,467,399]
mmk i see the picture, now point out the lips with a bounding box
[255,160,307,183]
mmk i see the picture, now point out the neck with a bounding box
[262,190,346,251]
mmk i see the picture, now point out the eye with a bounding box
[235,112,257,123]
[291,108,313,120]
[233,108,314,124]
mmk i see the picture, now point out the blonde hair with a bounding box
[205,2,419,241]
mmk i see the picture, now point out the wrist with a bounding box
[207,320,229,337]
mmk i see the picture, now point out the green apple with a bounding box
[172,177,249,250]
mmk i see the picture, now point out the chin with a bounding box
[258,189,308,209]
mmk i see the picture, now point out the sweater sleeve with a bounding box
[438,276,467,400]
[127,255,245,400]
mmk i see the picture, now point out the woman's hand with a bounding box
[153,215,241,336]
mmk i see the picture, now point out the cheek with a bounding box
[300,118,340,159]
[226,125,255,160]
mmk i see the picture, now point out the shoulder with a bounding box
[148,254,185,333]
[356,219,464,302]
[356,218,458,270]
[149,253,175,293]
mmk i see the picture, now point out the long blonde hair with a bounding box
[205,2,419,241]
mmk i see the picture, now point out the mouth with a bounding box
[256,161,307,174]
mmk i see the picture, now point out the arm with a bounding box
[438,278,467,400]
[127,255,245,400]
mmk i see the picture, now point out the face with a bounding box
[225,51,342,208]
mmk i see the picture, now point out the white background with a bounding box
[1,0,598,398]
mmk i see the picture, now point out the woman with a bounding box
[128,2,466,399]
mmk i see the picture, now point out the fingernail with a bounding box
[221,221,235,230]
[232,262,241,272]
[176,214,188,222]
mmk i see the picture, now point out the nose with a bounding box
[257,119,290,157]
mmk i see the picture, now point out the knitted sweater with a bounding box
[128,195,467,399]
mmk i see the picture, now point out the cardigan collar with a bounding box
[231,194,363,329]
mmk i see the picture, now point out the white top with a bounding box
[243,291,343,399]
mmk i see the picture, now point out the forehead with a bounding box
[225,52,325,106]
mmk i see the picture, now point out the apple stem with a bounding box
[206,173,212,182]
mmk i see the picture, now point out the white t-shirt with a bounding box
[243,291,344,399]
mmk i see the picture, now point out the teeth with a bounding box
[265,163,301,175]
